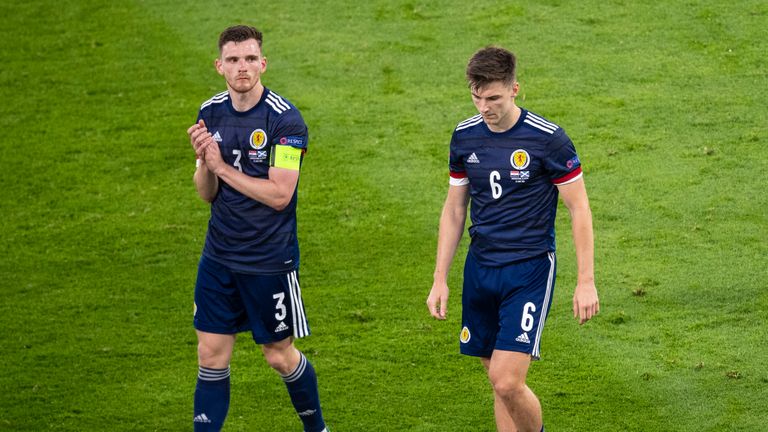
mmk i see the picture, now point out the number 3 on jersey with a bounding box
[233,149,243,172]
[490,170,502,199]
[272,292,287,321]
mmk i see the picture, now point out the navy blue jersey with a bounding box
[196,88,308,274]
[449,109,582,267]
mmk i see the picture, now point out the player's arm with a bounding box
[216,165,299,211]
[557,177,599,324]
[427,184,470,320]
[194,162,220,203]
[204,141,301,211]
[188,120,219,203]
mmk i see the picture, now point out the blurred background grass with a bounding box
[0,1,766,430]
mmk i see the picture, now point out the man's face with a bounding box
[216,39,267,94]
[471,81,519,132]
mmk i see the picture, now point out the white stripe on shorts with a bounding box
[287,271,309,338]
[532,252,555,359]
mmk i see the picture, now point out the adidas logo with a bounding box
[213,131,223,142]
[297,409,317,417]
[515,332,531,344]
[274,321,289,332]
[194,413,212,424]
[467,152,480,164]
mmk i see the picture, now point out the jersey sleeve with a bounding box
[269,109,308,171]
[544,130,583,185]
[270,109,308,150]
[448,133,469,186]
[196,101,213,125]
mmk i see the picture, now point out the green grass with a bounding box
[1,0,766,430]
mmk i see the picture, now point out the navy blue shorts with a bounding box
[460,251,556,359]
[193,256,310,344]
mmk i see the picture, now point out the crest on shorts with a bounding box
[460,326,471,343]
[511,149,530,169]
[250,129,268,150]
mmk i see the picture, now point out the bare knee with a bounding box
[198,344,230,368]
[490,373,528,401]
[197,332,235,368]
[262,340,300,375]
[485,351,533,401]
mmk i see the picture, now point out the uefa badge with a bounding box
[250,129,268,150]
[511,149,530,170]
[460,326,471,343]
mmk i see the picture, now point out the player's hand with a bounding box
[201,133,225,175]
[188,119,214,159]
[427,282,449,320]
[573,281,599,325]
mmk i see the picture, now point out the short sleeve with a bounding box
[271,110,309,151]
[449,134,469,185]
[544,131,583,185]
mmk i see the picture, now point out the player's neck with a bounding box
[487,105,522,133]
[229,83,264,112]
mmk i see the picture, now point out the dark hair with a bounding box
[466,46,517,90]
[218,25,263,52]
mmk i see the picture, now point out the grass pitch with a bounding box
[1,1,766,430]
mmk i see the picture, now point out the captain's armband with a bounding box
[270,145,303,170]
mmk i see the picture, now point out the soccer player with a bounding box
[426,46,599,432]
[187,25,328,432]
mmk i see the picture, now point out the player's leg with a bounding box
[461,252,518,431]
[193,257,246,431]
[486,350,542,432]
[240,269,327,432]
[194,331,236,431]
[262,337,327,432]
[261,335,300,373]
[197,331,237,368]
[488,252,555,432]
[481,357,518,432]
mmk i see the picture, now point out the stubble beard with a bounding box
[228,74,259,94]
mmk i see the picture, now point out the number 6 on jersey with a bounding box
[490,170,502,199]
[521,301,536,332]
